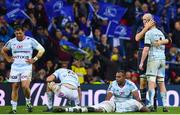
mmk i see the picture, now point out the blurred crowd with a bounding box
[0,0,180,85]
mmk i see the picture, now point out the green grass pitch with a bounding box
[0,106,180,114]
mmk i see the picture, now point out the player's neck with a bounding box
[118,82,125,87]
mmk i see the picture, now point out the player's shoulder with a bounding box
[25,36,36,41]
[9,37,17,42]
[111,80,118,86]
[125,79,136,86]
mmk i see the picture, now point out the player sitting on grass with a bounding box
[53,69,150,113]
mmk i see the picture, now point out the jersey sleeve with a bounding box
[130,82,138,92]
[144,32,151,45]
[107,83,113,93]
[4,40,12,50]
[31,38,43,50]
[52,69,61,80]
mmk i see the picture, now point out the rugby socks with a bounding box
[154,87,158,109]
[140,88,147,104]
[149,89,155,106]
[160,92,167,107]
[11,100,17,110]
[25,98,31,105]
[46,91,53,109]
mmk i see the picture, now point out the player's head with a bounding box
[14,25,25,41]
[142,13,154,25]
[115,70,126,84]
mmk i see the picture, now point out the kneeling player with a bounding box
[43,68,81,112]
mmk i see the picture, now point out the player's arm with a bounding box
[26,39,45,64]
[153,37,172,47]
[105,83,113,100]
[46,74,56,82]
[1,46,13,63]
[132,90,141,102]
[78,86,82,105]
[32,44,45,62]
[105,92,113,100]
[139,46,149,70]
[135,20,155,41]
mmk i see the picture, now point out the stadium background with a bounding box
[0,0,180,110]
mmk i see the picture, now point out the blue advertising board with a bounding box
[0,83,179,106]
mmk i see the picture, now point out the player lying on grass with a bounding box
[53,69,150,113]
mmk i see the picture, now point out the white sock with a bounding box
[25,98,31,105]
[160,92,167,107]
[149,89,155,106]
[11,100,17,110]
[46,91,53,109]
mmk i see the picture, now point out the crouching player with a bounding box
[44,68,82,111]
[53,70,149,113]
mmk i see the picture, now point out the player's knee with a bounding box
[147,75,156,82]
[21,84,29,90]
[140,77,147,89]
[12,83,20,90]
[48,82,55,89]
[157,77,164,83]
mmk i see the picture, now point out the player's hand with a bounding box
[25,58,36,64]
[144,19,155,30]
[6,57,14,63]
[139,63,144,70]
[153,40,161,47]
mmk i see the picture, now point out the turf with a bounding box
[0,106,179,114]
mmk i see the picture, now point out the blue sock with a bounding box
[149,89,155,106]
[160,92,167,107]
[46,91,53,109]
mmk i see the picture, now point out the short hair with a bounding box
[116,69,126,74]
[14,25,23,31]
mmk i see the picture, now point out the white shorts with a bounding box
[91,100,115,113]
[8,69,32,82]
[115,99,143,113]
[56,85,80,105]
[146,60,165,78]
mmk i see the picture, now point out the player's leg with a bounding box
[9,83,20,114]
[146,60,158,110]
[140,75,147,105]
[21,71,32,112]
[138,49,147,105]
[157,60,168,112]
[8,70,20,114]
[43,86,54,112]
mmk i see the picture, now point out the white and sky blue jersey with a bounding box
[144,28,165,60]
[53,68,80,88]
[107,79,138,102]
[5,36,42,71]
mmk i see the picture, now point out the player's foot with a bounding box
[53,107,65,113]
[148,106,156,112]
[163,107,169,112]
[9,110,17,114]
[26,103,33,112]
[43,107,53,112]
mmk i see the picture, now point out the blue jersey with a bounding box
[144,27,165,60]
[107,79,138,102]
[53,68,80,88]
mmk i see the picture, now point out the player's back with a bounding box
[145,28,165,60]
[53,68,80,88]
[108,80,138,102]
